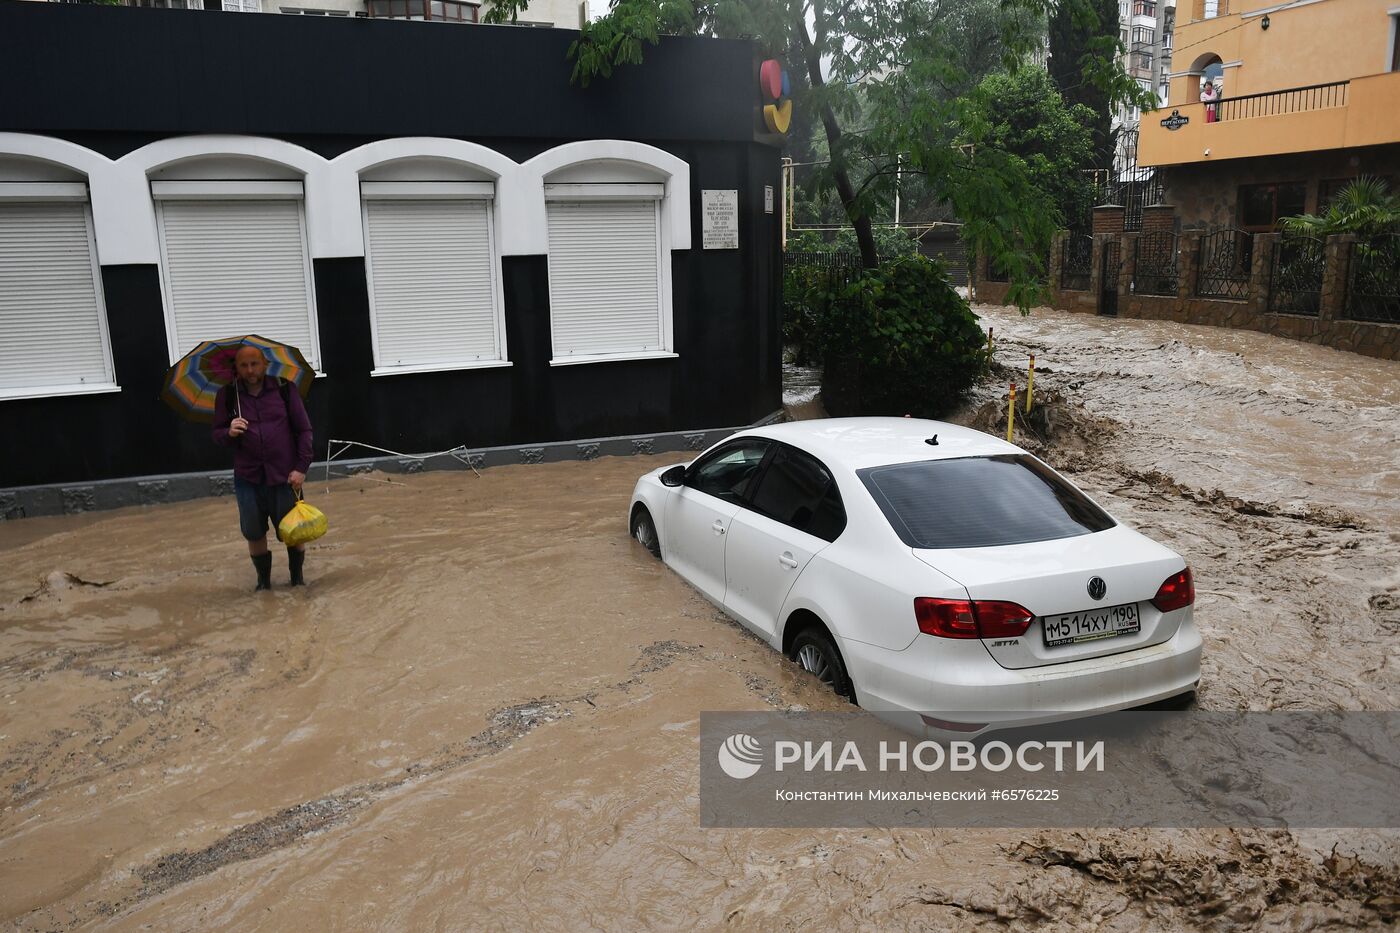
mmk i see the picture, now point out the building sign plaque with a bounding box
[1160,110,1190,131]
[703,189,739,249]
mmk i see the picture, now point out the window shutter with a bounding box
[157,199,318,366]
[363,199,501,370]
[546,200,662,358]
[0,202,114,396]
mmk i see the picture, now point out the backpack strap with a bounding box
[225,378,293,417]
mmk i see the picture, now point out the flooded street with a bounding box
[3,305,1399,929]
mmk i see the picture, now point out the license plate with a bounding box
[1042,602,1140,648]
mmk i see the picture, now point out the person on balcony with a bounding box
[1201,80,1219,123]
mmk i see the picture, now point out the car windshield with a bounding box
[857,455,1115,549]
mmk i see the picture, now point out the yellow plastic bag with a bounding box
[278,496,327,547]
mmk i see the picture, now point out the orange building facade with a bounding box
[1138,0,1400,230]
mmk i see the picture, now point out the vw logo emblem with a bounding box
[1087,576,1107,601]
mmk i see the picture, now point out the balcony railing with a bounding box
[1214,81,1349,122]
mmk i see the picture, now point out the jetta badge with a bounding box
[1087,576,1107,601]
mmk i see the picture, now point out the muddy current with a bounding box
[2,304,1399,929]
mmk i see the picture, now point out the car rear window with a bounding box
[857,455,1115,549]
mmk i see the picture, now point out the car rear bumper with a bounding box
[843,616,1202,738]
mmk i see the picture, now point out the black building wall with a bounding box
[0,5,783,489]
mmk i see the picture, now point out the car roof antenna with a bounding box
[925,435,939,446]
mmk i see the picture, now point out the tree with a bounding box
[1046,0,1120,165]
[1280,177,1400,239]
[489,0,1148,306]
[970,68,1096,231]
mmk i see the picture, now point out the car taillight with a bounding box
[914,597,1035,639]
[1151,567,1194,613]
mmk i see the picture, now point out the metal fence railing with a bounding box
[1215,81,1349,122]
[1195,228,1253,300]
[1133,232,1179,296]
[1060,235,1093,291]
[783,251,863,279]
[1267,236,1325,316]
[1344,234,1400,325]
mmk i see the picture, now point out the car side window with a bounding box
[748,445,846,542]
[686,439,771,504]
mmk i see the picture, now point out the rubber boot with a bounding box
[288,547,306,587]
[252,552,273,591]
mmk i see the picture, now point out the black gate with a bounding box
[1195,228,1253,300]
[1100,240,1121,316]
[1345,234,1400,324]
[1267,236,1324,316]
[1060,234,1093,291]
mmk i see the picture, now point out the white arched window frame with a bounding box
[151,173,323,371]
[525,141,690,367]
[0,146,119,401]
[333,141,520,376]
[360,182,508,376]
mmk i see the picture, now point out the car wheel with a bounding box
[630,507,661,560]
[790,627,854,701]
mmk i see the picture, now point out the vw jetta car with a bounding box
[627,418,1201,736]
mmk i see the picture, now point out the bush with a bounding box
[811,255,987,418]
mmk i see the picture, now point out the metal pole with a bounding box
[781,156,791,250]
[894,153,901,227]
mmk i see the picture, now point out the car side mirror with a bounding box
[660,465,687,487]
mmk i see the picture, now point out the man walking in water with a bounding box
[212,345,314,590]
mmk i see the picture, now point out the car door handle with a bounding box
[777,552,799,569]
[712,520,726,536]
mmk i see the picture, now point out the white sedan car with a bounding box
[628,417,1201,736]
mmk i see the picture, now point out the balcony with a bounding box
[1139,72,1400,166]
[367,0,480,20]
[1188,0,1228,21]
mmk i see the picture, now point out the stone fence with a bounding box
[973,204,1400,361]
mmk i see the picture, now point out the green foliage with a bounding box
[1046,0,1152,163]
[805,256,988,417]
[555,0,1143,309]
[786,227,920,258]
[969,69,1096,231]
[1279,177,1400,239]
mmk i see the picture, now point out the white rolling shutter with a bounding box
[157,199,319,366]
[546,199,663,359]
[0,201,116,398]
[363,198,501,371]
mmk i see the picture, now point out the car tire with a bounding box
[790,627,855,702]
[630,507,661,560]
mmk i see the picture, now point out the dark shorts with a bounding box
[233,476,298,542]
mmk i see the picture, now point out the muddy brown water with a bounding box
[2,304,1399,929]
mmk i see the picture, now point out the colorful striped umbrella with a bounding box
[160,335,313,424]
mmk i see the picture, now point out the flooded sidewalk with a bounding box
[2,305,1398,929]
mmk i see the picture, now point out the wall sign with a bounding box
[1160,110,1190,131]
[764,185,774,214]
[702,189,739,249]
[759,59,792,135]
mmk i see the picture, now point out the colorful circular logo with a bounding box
[760,59,791,135]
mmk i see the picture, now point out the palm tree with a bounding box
[1279,177,1400,239]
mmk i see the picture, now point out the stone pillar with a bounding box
[1048,229,1067,302]
[1177,230,1198,302]
[1319,234,1355,324]
[1120,232,1138,310]
[1092,204,1125,236]
[1252,233,1279,314]
[1141,204,1177,236]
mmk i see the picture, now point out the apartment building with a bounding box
[111,0,588,28]
[1138,0,1400,230]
